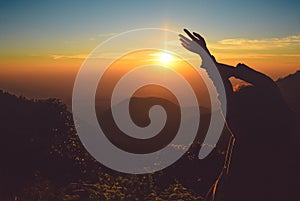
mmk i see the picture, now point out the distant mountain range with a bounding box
[277,70,300,113]
[0,70,299,200]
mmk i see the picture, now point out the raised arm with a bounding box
[179,29,235,100]
[180,29,236,78]
[179,29,278,95]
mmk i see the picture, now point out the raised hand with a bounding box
[184,29,209,51]
[179,29,210,55]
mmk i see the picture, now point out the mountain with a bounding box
[277,70,300,113]
[96,96,213,153]
[0,70,299,200]
[0,90,231,200]
[0,91,88,200]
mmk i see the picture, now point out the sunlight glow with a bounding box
[158,52,173,64]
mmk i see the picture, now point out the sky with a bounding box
[0,0,300,103]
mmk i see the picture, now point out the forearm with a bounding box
[215,62,236,79]
[202,52,236,79]
[208,54,274,86]
[202,54,235,91]
[232,64,276,88]
[214,60,272,85]
[200,54,235,109]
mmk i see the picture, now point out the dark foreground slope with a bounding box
[0,70,299,201]
[0,90,227,201]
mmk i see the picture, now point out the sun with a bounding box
[158,52,173,63]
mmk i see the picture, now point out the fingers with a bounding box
[179,34,192,49]
[193,32,204,40]
[180,38,192,50]
[179,34,193,52]
[179,38,188,45]
[180,39,191,50]
[184,28,197,41]
[180,42,190,51]
[179,34,192,44]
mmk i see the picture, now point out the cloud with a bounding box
[51,35,300,62]
[50,52,141,61]
[50,54,88,60]
[211,35,300,50]
[214,53,300,60]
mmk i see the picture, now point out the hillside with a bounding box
[0,70,299,200]
[277,70,300,113]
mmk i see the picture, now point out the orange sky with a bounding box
[0,33,300,108]
[0,56,298,106]
[1,1,300,107]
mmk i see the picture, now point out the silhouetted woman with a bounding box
[180,29,297,201]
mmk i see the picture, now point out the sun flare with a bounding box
[158,52,173,64]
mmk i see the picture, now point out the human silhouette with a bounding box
[180,29,297,201]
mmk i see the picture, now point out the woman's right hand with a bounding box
[179,29,210,55]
